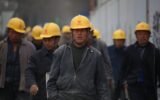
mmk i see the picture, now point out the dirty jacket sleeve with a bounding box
[155,48,160,87]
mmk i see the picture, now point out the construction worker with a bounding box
[90,27,113,90]
[47,15,110,100]
[0,17,35,100]
[25,26,32,41]
[108,29,126,100]
[59,25,72,46]
[120,22,160,100]
[25,23,61,100]
[93,29,101,40]
[31,25,43,50]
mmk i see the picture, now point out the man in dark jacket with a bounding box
[108,29,126,100]
[31,25,43,50]
[89,28,113,99]
[120,22,160,100]
[47,15,110,100]
[89,27,113,86]
[26,23,61,100]
[58,25,72,46]
[89,27,112,80]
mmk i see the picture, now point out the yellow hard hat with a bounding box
[113,29,126,39]
[70,15,90,29]
[93,29,101,39]
[26,26,32,33]
[7,17,26,34]
[135,22,150,32]
[41,23,61,38]
[31,25,43,40]
[90,23,94,31]
[62,25,71,33]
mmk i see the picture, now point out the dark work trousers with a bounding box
[0,82,31,100]
[128,83,157,100]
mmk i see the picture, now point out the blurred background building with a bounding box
[0,0,160,49]
[0,0,90,38]
[89,0,160,48]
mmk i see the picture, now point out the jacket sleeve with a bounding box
[99,41,113,79]
[155,48,160,87]
[47,50,62,100]
[25,54,37,89]
[119,47,130,85]
[96,54,111,100]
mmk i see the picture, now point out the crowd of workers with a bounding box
[0,14,160,100]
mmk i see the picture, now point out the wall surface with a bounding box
[90,0,158,46]
[149,0,160,49]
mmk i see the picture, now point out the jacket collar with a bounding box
[134,41,151,48]
[67,42,91,49]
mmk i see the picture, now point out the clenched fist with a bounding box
[30,84,39,96]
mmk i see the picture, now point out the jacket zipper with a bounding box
[70,46,89,81]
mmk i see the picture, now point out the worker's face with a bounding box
[32,39,42,46]
[135,30,150,46]
[114,39,125,48]
[43,36,60,50]
[72,28,89,47]
[8,29,24,43]
[63,32,72,39]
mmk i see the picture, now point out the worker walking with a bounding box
[0,17,35,100]
[90,27,113,90]
[25,23,61,100]
[108,29,126,100]
[120,22,160,100]
[59,25,72,46]
[31,25,43,50]
[47,15,110,100]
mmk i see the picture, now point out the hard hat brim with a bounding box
[135,29,150,32]
[70,26,90,29]
[10,27,26,34]
[113,37,126,39]
[33,37,43,40]
[40,34,61,39]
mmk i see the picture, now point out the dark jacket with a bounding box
[58,34,72,46]
[120,42,160,99]
[26,47,53,100]
[108,45,125,82]
[0,38,35,91]
[92,39,112,79]
[47,44,110,100]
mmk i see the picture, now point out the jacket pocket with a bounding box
[78,79,95,91]
[56,76,72,90]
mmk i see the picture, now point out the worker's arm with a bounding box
[96,54,111,100]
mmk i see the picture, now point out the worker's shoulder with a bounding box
[54,44,67,54]
[89,46,102,56]
[0,38,7,44]
[0,39,7,50]
[22,39,35,49]
[96,39,107,46]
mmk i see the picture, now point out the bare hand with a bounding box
[30,84,39,96]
